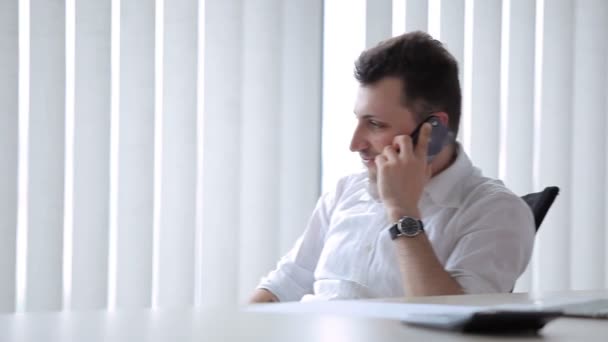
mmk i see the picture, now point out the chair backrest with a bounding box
[520,186,560,231]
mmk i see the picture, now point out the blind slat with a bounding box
[156,0,198,307]
[468,0,501,178]
[0,0,18,313]
[70,0,111,310]
[439,0,464,142]
[533,0,574,292]
[502,0,535,194]
[278,0,323,255]
[366,0,392,47]
[26,0,66,311]
[238,0,282,303]
[503,0,536,292]
[606,40,608,289]
[570,0,608,290]
[405,0,428,32]
[114,0,155,308]
[439,0,464,88]
[320,0,365,192]
[200,0,242,308]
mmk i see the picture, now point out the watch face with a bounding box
[398,217,422,237]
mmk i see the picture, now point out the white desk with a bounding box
[1,290,607,341]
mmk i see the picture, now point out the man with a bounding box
[250,31,535,303]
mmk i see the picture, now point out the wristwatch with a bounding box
[389,216,424,240]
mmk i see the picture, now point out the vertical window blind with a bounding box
[0,0,606,313]
[0,0,323,312]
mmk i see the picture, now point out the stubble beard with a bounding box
[366,167,380,201]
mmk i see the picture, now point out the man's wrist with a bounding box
[387,206,421,222]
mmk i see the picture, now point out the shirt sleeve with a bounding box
[444,192,535,294]
[257,190,334,302]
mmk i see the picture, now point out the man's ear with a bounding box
[433,112,449,127]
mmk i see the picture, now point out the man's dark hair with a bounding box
[354,31,461,136]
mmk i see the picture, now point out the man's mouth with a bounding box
[361,156,376,167]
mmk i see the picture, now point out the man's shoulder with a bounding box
[310,171,370,222]
[319,170,370,210]
[460,175,533,222]
[467,176,515,200]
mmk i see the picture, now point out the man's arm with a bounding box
[388,208,463,296]
[249,288,279,303]
[247,188,336,303]
[376,122,462,296]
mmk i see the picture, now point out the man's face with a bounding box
[350,77,418,185]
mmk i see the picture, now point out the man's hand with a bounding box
[375,122,432,220]
[249,288,279,304]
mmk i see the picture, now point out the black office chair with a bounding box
[520,186,560,231]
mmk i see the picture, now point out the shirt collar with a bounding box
[424,143,477,208]
[358,178,380,203]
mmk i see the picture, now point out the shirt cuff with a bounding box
[257,265,313,302]
[448,269,506,294]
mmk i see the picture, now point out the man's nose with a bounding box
[350,125,368,152]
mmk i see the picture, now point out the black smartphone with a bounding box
[401,310,562,334]
[409,115,451,161]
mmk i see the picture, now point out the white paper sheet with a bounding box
[245,300,484,321]
[495,296,608,313]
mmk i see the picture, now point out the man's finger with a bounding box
[383,145,398,163]
[394,135,413,158]
[374,154,387,167]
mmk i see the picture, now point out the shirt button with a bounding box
[365,244,373,253]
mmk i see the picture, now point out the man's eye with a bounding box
[369,120,384,128]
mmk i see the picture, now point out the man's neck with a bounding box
[430,143,457,177]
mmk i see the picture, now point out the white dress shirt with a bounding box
[258,146,535,302]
